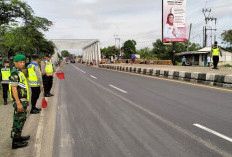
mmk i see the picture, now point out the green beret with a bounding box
[13,54,26,62]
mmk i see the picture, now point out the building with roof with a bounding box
[176,47,232,66]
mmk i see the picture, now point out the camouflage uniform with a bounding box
[9,69,29,139]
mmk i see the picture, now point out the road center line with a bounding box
[193,124,232,143]
[90,75,97,79]
[109,84,128,93]
[72,65,86,73]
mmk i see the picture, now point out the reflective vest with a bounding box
[9,71,29,101]
[45,61,53,75]
[28,63,41,86]
[212,46,220,56]
[1,67,11,83]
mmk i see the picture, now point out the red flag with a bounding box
[56,72,65,80]
[42,98,47,108]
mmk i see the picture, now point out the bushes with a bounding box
[223,64,232,67]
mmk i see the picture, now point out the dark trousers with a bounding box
[31,87,41,109]
[213,56,219,68]
[43,75,53,94]
[2,83,9,99]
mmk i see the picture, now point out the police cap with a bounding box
[31,54,39,60]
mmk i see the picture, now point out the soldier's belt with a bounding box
[18,83,27,89]
[20,98,27,102]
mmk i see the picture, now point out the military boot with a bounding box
[4,98,7,105]
[12,138,28,149]
[30,108,40,114]
[19,135,30,141]
[34,107,41,112]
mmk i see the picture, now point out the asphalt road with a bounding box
[53,63,232,157]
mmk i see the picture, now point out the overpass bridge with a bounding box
[51,39,101,64]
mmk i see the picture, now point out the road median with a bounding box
[99,64,232,89]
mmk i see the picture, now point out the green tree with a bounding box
[0,0,53,31]
[101,46,119,59]
[61,50,70,57]
[0,25,55,59]
[221,30,232,50]
[27,16,53,32]
[151,39,201,60]
[0,0,54,60]
[137,47,157,60]
[188,43,201,51]
[121,40,136,59]
[0,0,34,26]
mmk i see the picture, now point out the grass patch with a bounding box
[223,64,232,67]
[175,62,183,66]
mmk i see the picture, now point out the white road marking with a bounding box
[72,65,86,73]
[109,84,128,93]
[56,67,60,73]
[85,77,231,156]
[34,105,46,157]
[90,75,97,79]
[193,124,232,143]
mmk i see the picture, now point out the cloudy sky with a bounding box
[25,0,232,49]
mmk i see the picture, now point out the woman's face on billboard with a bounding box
[169,15,174,23]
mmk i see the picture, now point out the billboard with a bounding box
[162,0,187,42]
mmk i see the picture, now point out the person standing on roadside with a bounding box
[207,55,211,67]
[9,54,30,149]
[131,54,136,64]
[181,56,187,66]
[211,41,222,69]
[41,55,54,97]
[1,60,11,105]
[28,54,43,114]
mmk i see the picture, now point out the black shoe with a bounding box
[4,98,7,105]
[35,107,41,111]
[12,141,28,149]
[20,135,30,141]
[45,94,52,97]
[49,93,54,96]
[30,109,40,114]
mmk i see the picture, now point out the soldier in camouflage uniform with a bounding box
[9,54,30,149]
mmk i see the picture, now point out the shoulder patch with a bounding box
[10,69,17,75]
[11,72,18,78]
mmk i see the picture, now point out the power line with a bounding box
[202,8,217,47]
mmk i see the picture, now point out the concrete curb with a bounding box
[99,65,232,89]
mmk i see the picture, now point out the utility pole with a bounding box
[187,23,192,51]
[114,35,121,59]
[202,8,217,47]
[203,26,205,47]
